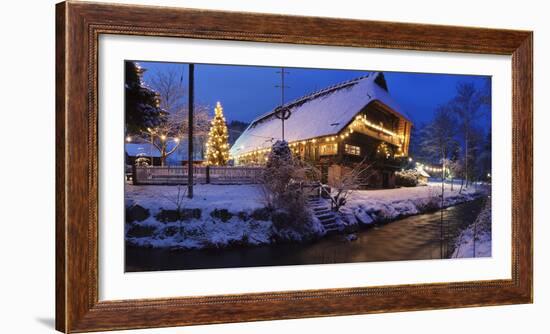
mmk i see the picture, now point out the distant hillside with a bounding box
[227,120,249,145]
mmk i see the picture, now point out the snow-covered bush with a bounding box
[135,154,150,166]
[261,140,317,240]
[261,140,294,207]
[395,169,420,187]
[414,186,441,212]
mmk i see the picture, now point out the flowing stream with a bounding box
[125,197,486,272]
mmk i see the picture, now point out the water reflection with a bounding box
[126,198,486,272]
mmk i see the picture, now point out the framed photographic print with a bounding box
[56,1,533,332]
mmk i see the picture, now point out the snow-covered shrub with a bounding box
[395,169,420,187]
[251,207,271,221]
[261,140,317,239]
[414,187,441,212]
[270,184,314,240]
[271,209,292,230]
[135,153,150,166]
[261,140,295,208]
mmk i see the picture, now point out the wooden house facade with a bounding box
[229,72,413,189]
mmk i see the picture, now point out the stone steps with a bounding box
[307,196,341,233]
[307,197,343,234]
[313,208,330,214]
[317,213,336,221]
[323,223,340,231]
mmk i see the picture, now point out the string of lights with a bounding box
[233,113,406,161]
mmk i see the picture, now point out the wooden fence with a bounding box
[132,165,264,185]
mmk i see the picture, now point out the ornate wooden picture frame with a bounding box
[56,1,532,332]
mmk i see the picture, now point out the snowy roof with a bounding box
[417,168,431,178]
[230,72,410,156]
[125,140,204,163]
[125,143,162,158]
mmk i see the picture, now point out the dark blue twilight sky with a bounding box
[137,61,491,127]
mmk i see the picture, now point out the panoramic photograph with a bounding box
[124,61,492,272]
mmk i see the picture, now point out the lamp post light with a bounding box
[148,127,155,166]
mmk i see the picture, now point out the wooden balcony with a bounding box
[353,123,404,148]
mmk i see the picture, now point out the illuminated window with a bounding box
[319,143,338,156]
[345,144,361,156]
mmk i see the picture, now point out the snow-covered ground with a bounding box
[126,184,271,249]
[340,182,488,227]
[452,201,492,258]
[125,184,264,214]
[125,182,488,250]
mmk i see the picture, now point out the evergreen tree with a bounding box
[125,61,165,134]
[205,102,230,165]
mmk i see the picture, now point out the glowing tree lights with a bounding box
[205,102,230,166]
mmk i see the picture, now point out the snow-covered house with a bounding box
[229,72,413,188]
[417,168,431,185]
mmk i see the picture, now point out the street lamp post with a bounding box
[187,64,194,198]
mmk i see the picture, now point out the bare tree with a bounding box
[140,67,211,165]
[149,68,210,134]
[141,110,185,166]
[419,105,458,179]
[447,158,464,192]
[140,105,211,166]
[451,82,486,187]
[418,105,459,258]
[328,157,374,212]
[149,68,186,114]
[160,185,188,240]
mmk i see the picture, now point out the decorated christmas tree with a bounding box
[205,102,230,165]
